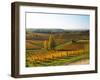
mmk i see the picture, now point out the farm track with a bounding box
[67,59,89,65]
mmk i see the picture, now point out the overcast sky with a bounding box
[26,12,90,30]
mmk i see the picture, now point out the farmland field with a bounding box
[26,29,90,67]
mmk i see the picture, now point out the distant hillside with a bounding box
[26,28,65,33]
[26,28,89,33]
[26,28,89,40]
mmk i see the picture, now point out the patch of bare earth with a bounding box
[68,59,89,65]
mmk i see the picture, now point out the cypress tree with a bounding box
[48,34,55,50]
[44,40,48,50]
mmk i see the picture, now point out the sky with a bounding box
[26,12,90,30]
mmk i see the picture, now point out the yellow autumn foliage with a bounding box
[26,48,88,63]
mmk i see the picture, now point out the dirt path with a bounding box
[67,59,89,65]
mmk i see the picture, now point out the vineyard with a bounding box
[26,29,89,67]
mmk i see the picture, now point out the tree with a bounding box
[48,34,55,50]
[44,40,48,50]
[71,40,76,43]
